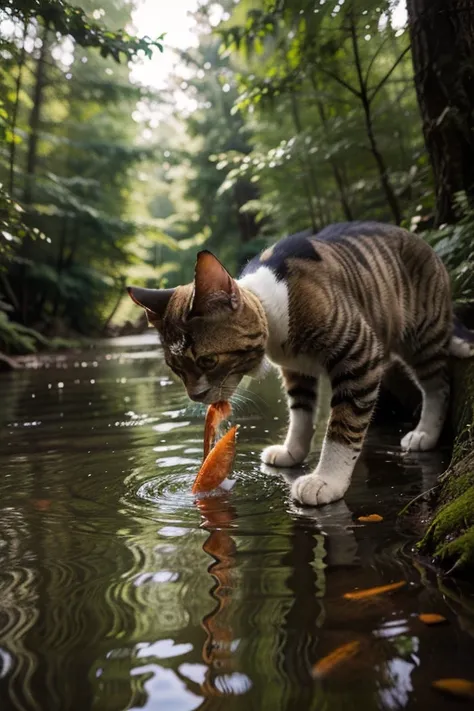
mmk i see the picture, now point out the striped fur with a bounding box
[127,221,474,507]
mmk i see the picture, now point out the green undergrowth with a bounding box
[419,464,474,573]
[416,360,474,576]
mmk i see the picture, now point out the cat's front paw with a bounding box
[401,430,438,452]
[291,473,347,506]
[261,444,304,468]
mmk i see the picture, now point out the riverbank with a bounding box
[414,360,474,577]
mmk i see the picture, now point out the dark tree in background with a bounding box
[407,0,474,225]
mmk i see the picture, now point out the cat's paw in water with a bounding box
[401,429,438,452]
[291,473,347,506]
[261,445,305,468]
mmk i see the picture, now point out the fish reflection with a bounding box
[196,494,251,697]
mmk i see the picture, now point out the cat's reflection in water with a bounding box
[261,462,360,569]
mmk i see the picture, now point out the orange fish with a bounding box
[432,679,474,699]
[192,426,237,495]
[343,581,406,601]
[203,401,232,460]
[419,613,447,625]
[312,641,361,678]
[358,514,383,523]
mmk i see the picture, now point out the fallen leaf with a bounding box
[419,613,447,625]
[358,514,383,523]
[343,581,406,600]
[192,426,237,495]
[203,401,232,460]
[432,678,474,699]
[31,498,52,512]
[312,641,361,678]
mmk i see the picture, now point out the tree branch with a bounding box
[369,45,411,102]
[348,11,368,101]
[364,35,391,86]
[318,66,361,98]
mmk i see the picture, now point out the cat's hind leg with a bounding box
[400,341,450,452]
[261,369,318,467]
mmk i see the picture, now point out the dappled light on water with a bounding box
[0,336,473,711]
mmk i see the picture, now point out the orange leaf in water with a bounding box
[203,401,232,460]
[432,679,474,699]
[312,641,361,678]
[419,613,447,625]
[343,581,406,600]
[31,498,52,512]
[192,426,237,495]
[358,514,383,523]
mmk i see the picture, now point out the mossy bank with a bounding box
[414,360,474,577]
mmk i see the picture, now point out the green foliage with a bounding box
[424,193,474,303]
[1,0,473,355]
[2,0,164,62]
[0,185,44,257]
[0,0,173,353]
[216,0,425,231]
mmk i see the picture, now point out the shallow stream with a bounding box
[0,334,473,711]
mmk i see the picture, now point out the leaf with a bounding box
[419,613,447,625]
[358,514,383,522]
[343,581,406,600]
[31,499,52,512]
[432,679,474,699]
[312,641,361,679]
[5,129,22,145]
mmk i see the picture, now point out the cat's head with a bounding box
[127,251,268,404]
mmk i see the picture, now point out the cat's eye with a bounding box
[196,354,219,371]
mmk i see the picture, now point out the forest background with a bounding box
[1,0,473,358]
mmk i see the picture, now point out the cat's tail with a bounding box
[450,314,474,358]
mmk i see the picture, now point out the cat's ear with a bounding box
[127,286,175,326]
[190,250,240,318]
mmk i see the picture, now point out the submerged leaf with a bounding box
[419,613,447,625]
[358,514,383,523]
[432,679,474,699]
[312,641,361,678]
[343,581,406,600]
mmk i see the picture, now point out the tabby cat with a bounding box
[128,222,474,507]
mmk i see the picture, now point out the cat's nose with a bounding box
[189,388,211,402]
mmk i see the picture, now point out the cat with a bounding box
[127,221,474,507]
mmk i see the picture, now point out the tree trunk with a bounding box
[407,0,474,226]
[289,93,320,231]
[101,286,125,335]
[232,179,261,243]
[316,98,354,221]
[23,28,48,205]
[349,16,402,225]
[9,18,29,196]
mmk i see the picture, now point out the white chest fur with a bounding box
[239,267,321,377]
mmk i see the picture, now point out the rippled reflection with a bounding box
[0,337,473,711]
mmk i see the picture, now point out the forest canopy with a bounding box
[1,0,474,356]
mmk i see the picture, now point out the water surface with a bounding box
[0,335,473,711]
